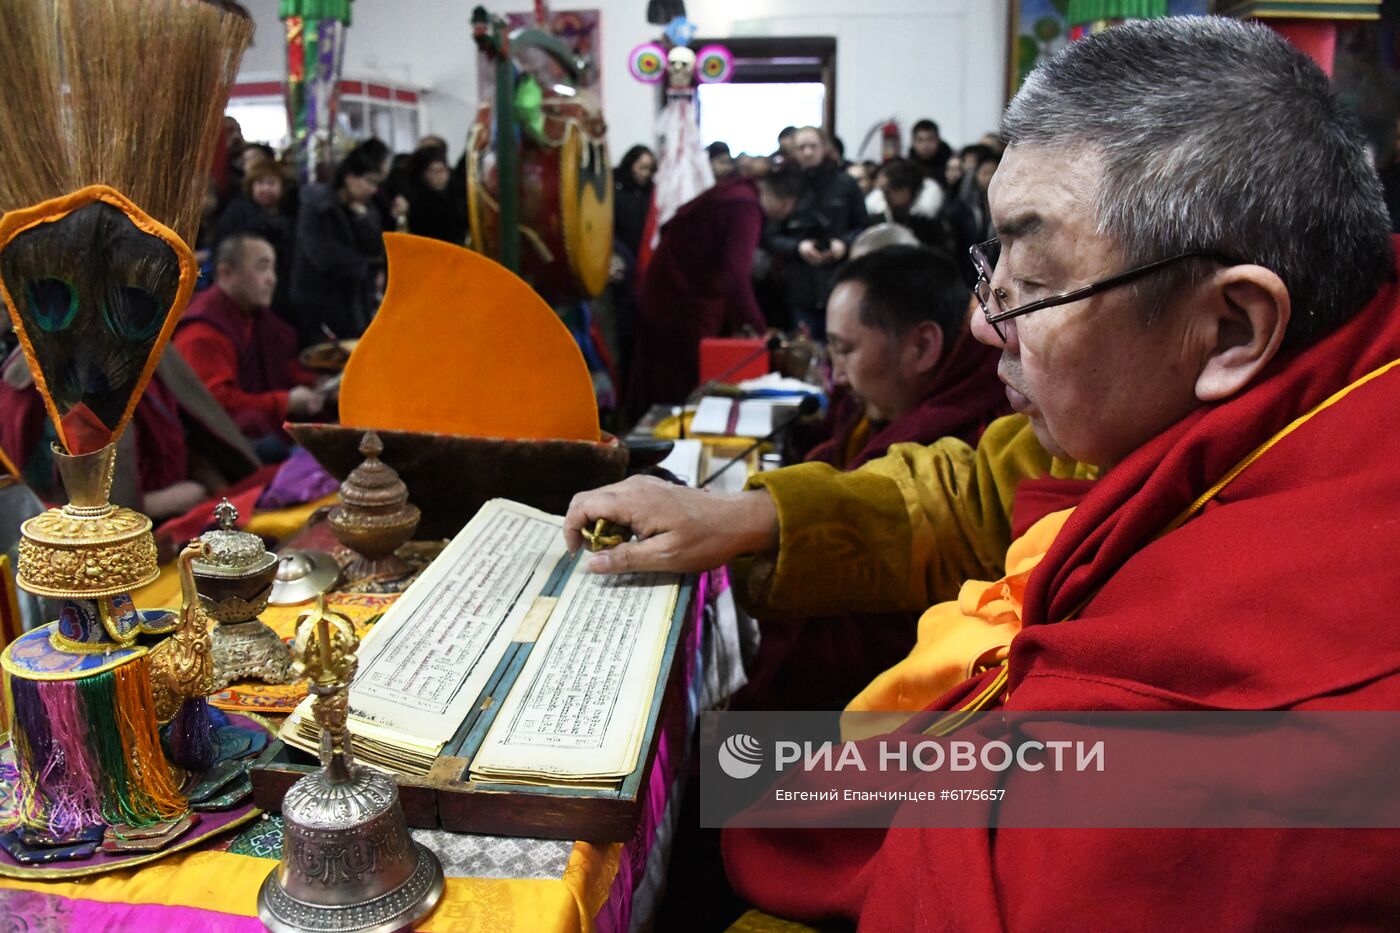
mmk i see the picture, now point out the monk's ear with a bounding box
[1194,264,1290,402]
[907,321,944,375]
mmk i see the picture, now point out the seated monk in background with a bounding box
[174,233,326,461]
[810,245,1006,469]
[735,245,1011,709]
[565,18,1400,927]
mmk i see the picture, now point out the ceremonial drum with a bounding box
[467,95,613,304]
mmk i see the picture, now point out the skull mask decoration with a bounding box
[666,46,696,91]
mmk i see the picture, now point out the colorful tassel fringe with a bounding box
[38,679,104,833]
[5,656,187,837]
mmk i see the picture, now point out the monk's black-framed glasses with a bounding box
[969,237,1239,341]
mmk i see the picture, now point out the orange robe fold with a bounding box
[842,508,1072,733]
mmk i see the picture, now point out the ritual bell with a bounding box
[258,598,443,933]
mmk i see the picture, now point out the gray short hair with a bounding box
[1002,16,1393,350]
[850,222,921,260]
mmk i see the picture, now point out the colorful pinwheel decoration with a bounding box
[627,17,732,89]
[696,44,734,84]
[629,42,667,83]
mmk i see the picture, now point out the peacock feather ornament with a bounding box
[0,0,251,854]
[0,187,193,455]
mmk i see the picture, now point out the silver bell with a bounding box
[259,768,443,933]
[259,598,443,932]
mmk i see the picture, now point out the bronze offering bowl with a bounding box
[326,430,421,581]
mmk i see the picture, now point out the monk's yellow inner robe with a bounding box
[841,507,1073,739]
[838,416,872,469]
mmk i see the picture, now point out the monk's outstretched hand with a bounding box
[564,476,779,575]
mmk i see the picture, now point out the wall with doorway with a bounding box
[236,0,1007,163]
[653,0,1008,160]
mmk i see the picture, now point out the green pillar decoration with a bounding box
[281,0,354,182]
[1066,0,1168,36]
[471,7,521,274]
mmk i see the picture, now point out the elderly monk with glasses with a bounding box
[566,17,1400,929]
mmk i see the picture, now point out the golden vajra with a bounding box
[292,594,359,776]
[580,518,630,552]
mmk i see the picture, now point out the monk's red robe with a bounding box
[627,179,768,421]
[724,243,1400,928]
[734,325,1009,710]
[173,285,316,440]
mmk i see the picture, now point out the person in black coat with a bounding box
[606,146,656,393]
[908,118,954,189]
[350,137,398,233]
[762,126,868,338]
[613,145,655,259]
[287,147,385,345]
[405,146,467,244]
[870,159,950,253]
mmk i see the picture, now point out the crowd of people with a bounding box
[151,112,1008,463]
[134,100,1400,460]
[0,122,470,531]
[615,119,1006,420]
[200,122,471,347]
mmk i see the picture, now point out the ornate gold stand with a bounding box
[16,445,158,647]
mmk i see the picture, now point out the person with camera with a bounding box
[763,126,869,338]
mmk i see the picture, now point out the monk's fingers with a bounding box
[587,531,686,575]
[563,476,665,553]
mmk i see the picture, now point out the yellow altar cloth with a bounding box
[0,843,621,931]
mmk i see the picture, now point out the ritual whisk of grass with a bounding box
[0,0,252,245]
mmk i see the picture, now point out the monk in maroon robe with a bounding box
[738,247,1010,710]
[566,19,1400,927]
[722,240,1400,929]
[0,349,259,523]
[174,233,324,446]
[717,22,1400,928]
[627,171,804,422]
[807,256,1007,471]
